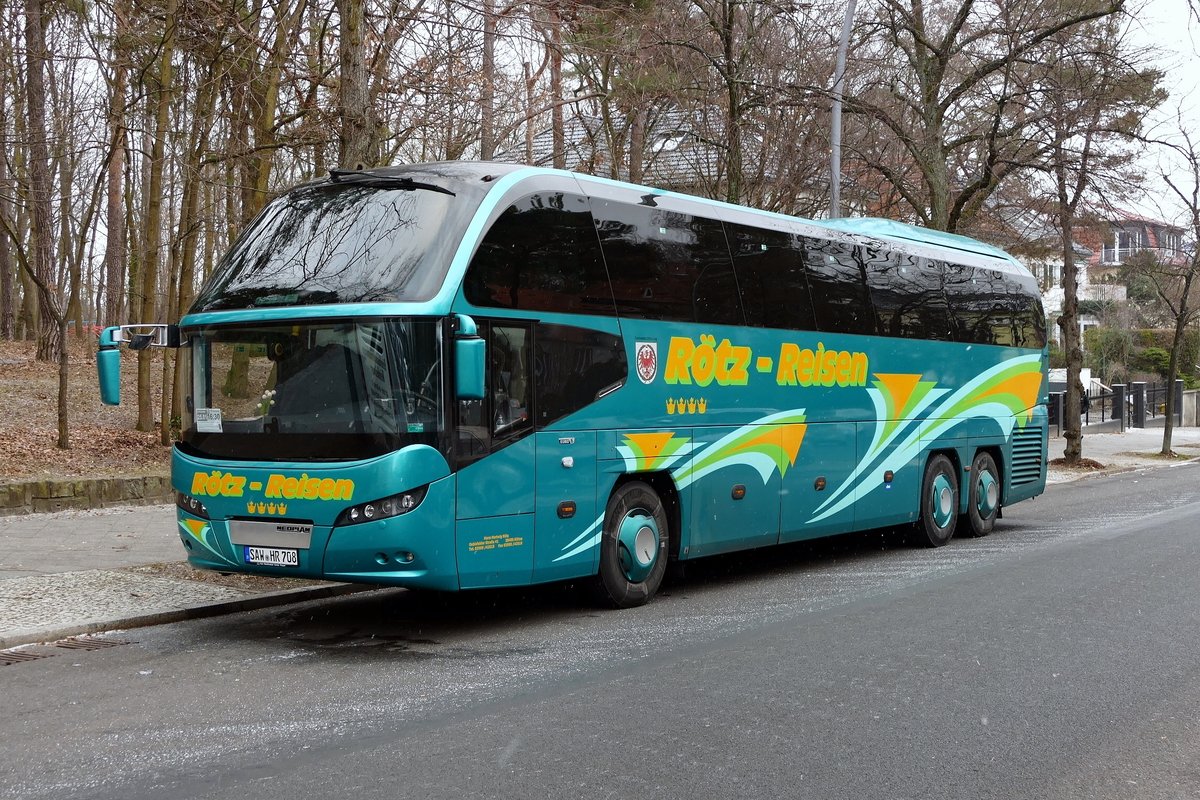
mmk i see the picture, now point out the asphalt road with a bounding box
[4,461,1200,800]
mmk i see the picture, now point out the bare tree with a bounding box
[1032,15,1163,464]
[842,0,1124,232]
[135,0,177,433]
[1145,128,1200,455]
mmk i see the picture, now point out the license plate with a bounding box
[244,546,299,567]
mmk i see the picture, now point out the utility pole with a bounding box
[829,0,857,218]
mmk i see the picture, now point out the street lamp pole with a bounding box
[830,0,857,219]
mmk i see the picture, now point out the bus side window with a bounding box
[596,203,742,325]
[464,193,614,316]
[725,223,817,331]
[490,323,532,440]
[801,236,875,336]
[456,320,534,461]
[945,264,1012,346]
[534,323,627,428]
[864,250,954,341]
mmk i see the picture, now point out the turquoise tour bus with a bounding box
[97,162,1048,607]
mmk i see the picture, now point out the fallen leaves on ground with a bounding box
[0,338,171,483]
[1048,456,1107,470]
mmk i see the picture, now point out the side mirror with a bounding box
[454,314,486,400]
[98,327,122,405]
[96,323,180,406]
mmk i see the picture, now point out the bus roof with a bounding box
[303,162,1026,275]
[818,217,1020,268]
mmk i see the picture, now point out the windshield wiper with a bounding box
[327,169,456,196]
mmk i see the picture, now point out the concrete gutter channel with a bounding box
[0,580,368,651]
[2,426,1200,652]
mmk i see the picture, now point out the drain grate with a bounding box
[53,636,130,651]
[0,649,51,666]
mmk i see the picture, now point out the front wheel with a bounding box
[593,481,669,608]
[962,451,1000,537]
[913,454,958,547]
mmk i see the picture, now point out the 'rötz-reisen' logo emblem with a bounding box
[636,342,658,384]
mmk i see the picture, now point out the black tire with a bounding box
[912,454,958,547]
[962,451,1000,537]
[592,481,669,608]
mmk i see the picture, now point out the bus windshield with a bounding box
[192,180,466,311]
[180,319,443,461]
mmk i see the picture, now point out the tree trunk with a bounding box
[104,0,129,327]
[629,107,646,185]
[337,0,373,168]
[479,0,495,160]
[0,124,14,340]
[1056,177,1083,463]
[23,0,62,363]
[550,15,564,170]
[523,61,535,163]
[167,65,220,444]
[137,0,177,432]
[1160,263,1197,456]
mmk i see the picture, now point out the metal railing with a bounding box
[1035,381,1186,437]
[1146,384,1170,420]
[1082,388,1118,426]
[1050,388,1121,437]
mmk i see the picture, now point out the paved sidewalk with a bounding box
[0,505,364,649]
[1045,425,1200,484]
[2,425,1199,651]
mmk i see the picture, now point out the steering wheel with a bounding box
[399,389,439,415]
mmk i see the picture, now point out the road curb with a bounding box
[1047,454,1200,485]
[0,581,374,650]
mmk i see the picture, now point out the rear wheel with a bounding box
[963,451,1000,537]
[593,481,669,608]
[913,454,958,547]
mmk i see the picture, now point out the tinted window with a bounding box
[944,264,1046,348]
[534,324,627,427]
[864,249,954,340]
[944,263,994,344]
[594,202,741,324]
[194,183,466,311]
[181,319,442,462]
[727,223,817,331]
[800,237,875,336]
[456,321,534,461]
[465,193,614,315]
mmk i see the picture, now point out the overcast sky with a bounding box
[1130,0,1200,223]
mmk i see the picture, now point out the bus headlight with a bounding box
[176,492,210,519]
[335,485,428,526]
